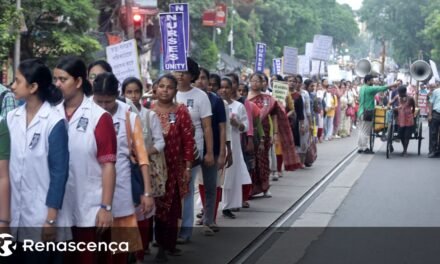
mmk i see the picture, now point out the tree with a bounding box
[422,1,440,62]
[20,0,101,63]
[359,0,431,64]
[0,0,19,60]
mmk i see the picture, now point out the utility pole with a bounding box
[126,0,135,39]
[14,0,21,72]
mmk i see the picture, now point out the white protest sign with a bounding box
[305,42,313,58]
[429,60,439,81]
[311,35,333,61]
[298,55,310,76]
[345,70,353,82]
[327,65,341,82]
[106,39,141,84]
[311,60,325,75]
[282,46,298,75]
[272,81,289,107]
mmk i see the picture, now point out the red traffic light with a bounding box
[133,14,142,22]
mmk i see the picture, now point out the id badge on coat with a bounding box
[29,133,41,149]
[77,117,89,132]
[169,113,176,124]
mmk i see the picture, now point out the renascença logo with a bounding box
[0,234,17,257]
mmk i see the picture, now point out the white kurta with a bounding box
[223,100,251,210]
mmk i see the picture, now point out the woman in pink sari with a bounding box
[247,73,302,196]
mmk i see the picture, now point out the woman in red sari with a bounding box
[152,74,195,262]
[247,73,302,196]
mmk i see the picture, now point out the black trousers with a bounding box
[429,111,440,154]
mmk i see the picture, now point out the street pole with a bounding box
[126,0,135,39]
[14,0,21,72]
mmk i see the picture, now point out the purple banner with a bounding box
[159,12,188,71]
[255,42,266,73]
[170,3,189,54]
[273,58,282,75]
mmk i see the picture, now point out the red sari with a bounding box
[249,94,301,195]
[153,104,194,250]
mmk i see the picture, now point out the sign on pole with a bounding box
[106,39,141,84]
[311,60,325,75]
[305,42,313,58]
[298,55,310,76]
[282,46,298,75]
[272,58,282,75]
[255,43,266,73]
[311,35,333,61]
[327,64,341,82]
[429,60,439,81]
[159,12,188,71]
[169,3,189,53]
[272,81,289,107]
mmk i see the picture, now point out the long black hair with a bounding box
[87,60,113,75]
[55,56,93,96]
[93,72,120,97]
[18,59,62,105]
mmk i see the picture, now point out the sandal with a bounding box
[242,201,250,208]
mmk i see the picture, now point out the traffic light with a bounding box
[133,14,142,28]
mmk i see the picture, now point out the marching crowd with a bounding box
[0,56,439,264]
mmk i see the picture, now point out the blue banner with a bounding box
[159,12,188,71]
[255,43,266,73]
[273,58,282,75]
[170,3,190,54]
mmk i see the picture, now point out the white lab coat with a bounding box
[8,101,71,241]
[112,101,137,218]
[57,96,111,227]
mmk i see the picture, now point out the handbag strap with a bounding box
[125,111,137,163]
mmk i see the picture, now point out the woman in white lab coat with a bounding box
[53,56,117,263]
[7,59,69,262]
[217,77,251,219]
[93,72,154,263]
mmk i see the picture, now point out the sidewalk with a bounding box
[143,133,359,263]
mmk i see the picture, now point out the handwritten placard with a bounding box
[106,39,141,84]
[272,81,289,107]
[283,46,298,75]
[311,35,333,61]
[327,64,341,82]
[311,60,326,75]
[305,42,313,58]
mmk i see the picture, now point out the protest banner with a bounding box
[170,3,189,53]
[282,46,298,75]
[106,39,141,84]
[272,58,282,75]
[159,12,188,71]
[327,65,341,82]
[429,60,439,81]
[305,42,313,58]
[418,93,428,116]
[311,60,325,75]
[298,55,310,76]
[311,35,333,61]
[272,81,289,107]
[255,43,267,73]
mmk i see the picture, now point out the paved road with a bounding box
[142,133,358,263]
[256,122,440,264]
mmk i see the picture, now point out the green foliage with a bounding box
[20,0,101,61]
[359,0,431,64]
[422,1,440,62]
[0,0,19,60]
[190,28,219,70]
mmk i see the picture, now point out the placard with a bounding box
[282,46,298,75]
[106,39,141,84]
[272,58,282,75]
[170,3,189,53]
[418,93,428,116]
[305,42,313,58]
[159,12,188,71]
[311,60,326,75]
[327,65,341,82]
[255,43,267,73]
[272,81,289,107]
[429,60,439,81]
[298,55,310,76]
[311,35,333,61]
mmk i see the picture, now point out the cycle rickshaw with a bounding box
[370,106,423,158]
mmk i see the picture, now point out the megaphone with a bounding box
[410,60,432,82]
[355,59,382,77]
[355,59,371,77]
